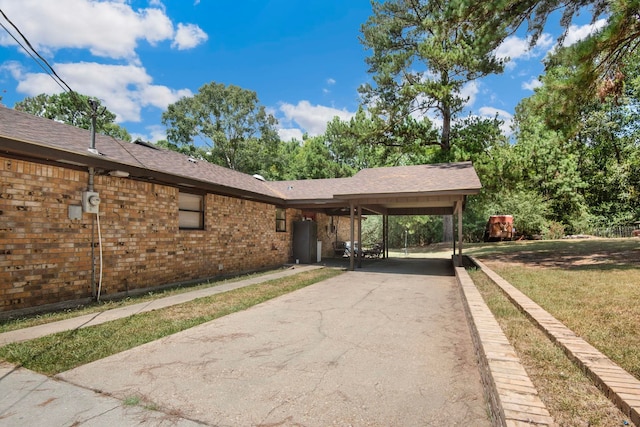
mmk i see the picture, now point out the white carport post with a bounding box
[456,198,464,267]
[383,214,388,259]
[349,201,355,271]
[357,204,363,268]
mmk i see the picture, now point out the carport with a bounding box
[267,162,482,270]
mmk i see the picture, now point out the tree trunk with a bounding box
[441,107,451,151]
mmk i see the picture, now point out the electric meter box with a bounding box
[82,191,101,214]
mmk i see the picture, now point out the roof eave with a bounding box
[0,136,284,205]
[333,188,481,200]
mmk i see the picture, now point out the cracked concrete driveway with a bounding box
[58,258,489,426]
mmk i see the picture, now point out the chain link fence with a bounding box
[588,226,637,238]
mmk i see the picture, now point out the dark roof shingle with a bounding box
[0,106,282,200]
[0,106,481,206]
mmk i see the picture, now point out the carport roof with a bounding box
[266,162,481,215]
[0,105,481,213]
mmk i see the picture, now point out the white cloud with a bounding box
[0,61,23,80]
[495,36,530,62]
[278,128,304,142]
[0,0,205,123]
[479,106,512,119]
[172,23,208,50]
[495,34,553,69]
[279,101,354,136]
[561,19,607,47]
[478,106,514,135]
[460,81,479,108]
[148,0,166,10]
[0,0,207,60]
[14,62,192,122]
[322,78,337,95]
[0,0,176,60]
[132,124,167,144]
[522,78,542,91]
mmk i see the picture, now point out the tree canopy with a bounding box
[151,0,640,243]
[162,82,280,175]
[459,0,639,105]
[358,0,506,152]
[15,92,131,141]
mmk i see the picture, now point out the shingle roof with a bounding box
[0,105,481,211]
[266,162,481,200]
[349,162,481,195]
[266,177,360,200]
[0,106,283,201]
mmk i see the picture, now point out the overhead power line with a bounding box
[0,8,75,95]
[0,7,141,158]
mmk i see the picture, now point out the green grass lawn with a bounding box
[0,268,297,333]
[466,238,640,426]
[467,238,640,379]
[0,268,343,375]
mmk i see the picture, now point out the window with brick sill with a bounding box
[179,192,204,230]
[275,207,286,232]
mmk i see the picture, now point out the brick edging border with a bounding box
[470,256,640,427]
[454,265,554,426]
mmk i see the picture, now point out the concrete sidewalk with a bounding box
[0,265,321,427]
[0,265,322,346]
[1,259,490,426]
[0,361,204,426]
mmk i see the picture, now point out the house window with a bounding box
[179,192,204,230]
[275,207,286,232]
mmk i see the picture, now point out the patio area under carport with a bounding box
[320,247,456,274]
[267,161,482,270]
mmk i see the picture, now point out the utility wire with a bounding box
[0,7,101,120]
[0,19,68,93]
[0,6,145,172]
[0,8,75,94]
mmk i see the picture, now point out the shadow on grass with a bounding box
[467,238,640,271]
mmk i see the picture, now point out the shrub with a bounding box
[543,221,565,239]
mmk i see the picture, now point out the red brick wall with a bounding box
[0,156,294,313]
[314,214,356,258]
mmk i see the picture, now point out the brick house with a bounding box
[0,106,481,315]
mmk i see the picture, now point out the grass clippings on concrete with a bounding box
[0,268,343,375]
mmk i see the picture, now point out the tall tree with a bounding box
[573,49,640,225]
[162,82,280,174]
[324,107,434,172]
[290,135,353,179]
[513,109,588,229]
[359,0,506,152]
[513,46,640,229]
[460,0,639,104]
[15,92,131,141]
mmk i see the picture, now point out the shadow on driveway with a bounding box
[321,256,455,276]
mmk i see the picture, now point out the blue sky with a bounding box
[0,0,605,143]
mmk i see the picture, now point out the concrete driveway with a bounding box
[59,258,489,426]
